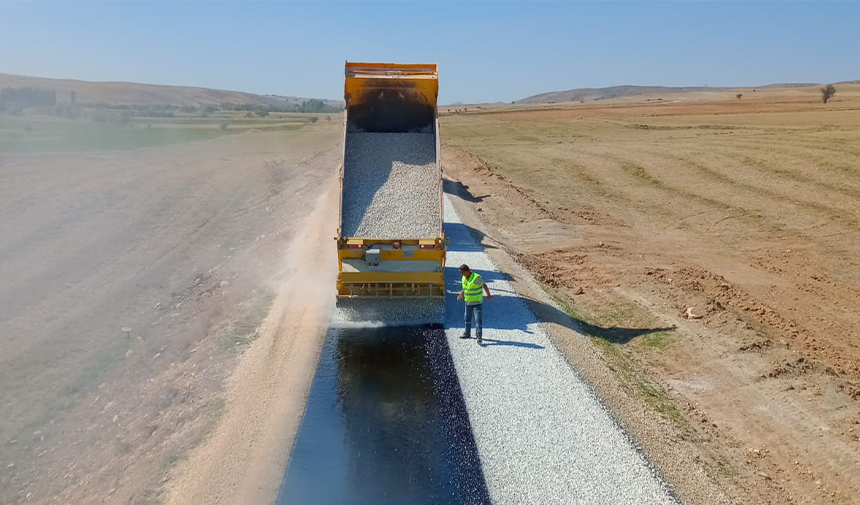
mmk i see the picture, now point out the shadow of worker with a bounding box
[452,268,675,346]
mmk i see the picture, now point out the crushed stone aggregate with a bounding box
[341,132,441,239]
[332,298,445,327]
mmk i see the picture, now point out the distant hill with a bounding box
[518,85,731,104]
[516,83,835,104]
[0,72,340,109]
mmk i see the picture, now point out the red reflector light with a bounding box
[420,244,432,249]
[347,243,363,249]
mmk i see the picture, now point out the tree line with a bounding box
[227,98,341,114]
[0,87,57,107]
[1,85,341,117]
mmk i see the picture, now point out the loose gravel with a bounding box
[442,197,678,505]
[341,132,441,239]
[332,298,445,327]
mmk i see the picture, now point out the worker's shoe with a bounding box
[477,337,483,345]
[459,332,471,339]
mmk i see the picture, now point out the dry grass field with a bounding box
[441,84,860,504]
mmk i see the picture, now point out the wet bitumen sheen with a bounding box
[276,325,491,505]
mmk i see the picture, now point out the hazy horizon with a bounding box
[1,1,858,103]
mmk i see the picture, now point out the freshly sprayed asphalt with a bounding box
[278,196,678,505]
[277,325,490,505]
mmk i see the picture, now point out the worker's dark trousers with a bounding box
[464,303,483,338]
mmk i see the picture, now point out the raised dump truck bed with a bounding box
[336,62,445,299]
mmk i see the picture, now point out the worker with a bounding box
[457,264,492,344]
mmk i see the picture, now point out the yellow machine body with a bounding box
[336,62,445,299]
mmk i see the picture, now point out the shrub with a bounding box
[821,84,836,104]
[736,93,743,100]
[53,103,83,119]
[141,105,174,118]
[296,98,340,113]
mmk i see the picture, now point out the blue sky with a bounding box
[0,1,857,103]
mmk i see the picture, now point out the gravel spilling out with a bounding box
[342,132,441,239]
[333,298,445,327]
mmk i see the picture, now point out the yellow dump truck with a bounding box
[335,62,446,299]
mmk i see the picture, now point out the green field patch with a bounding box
[0,116,306,153]
[221,292,275,351]
[639,330,672,350]
[540,283,688,433]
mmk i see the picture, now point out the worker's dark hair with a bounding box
[459,264,471,272]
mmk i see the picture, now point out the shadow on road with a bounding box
[520,292,676,345]
[445,222,499,251]
[443,178,490,203]
[477,338,545,349]
[448,265,675,346]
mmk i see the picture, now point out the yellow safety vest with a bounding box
[461,273,484,303]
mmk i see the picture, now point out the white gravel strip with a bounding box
[443,196,678,505]
[342,132,441,238]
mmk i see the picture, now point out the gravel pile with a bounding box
[442,197,678,504]
[342,133,441,239]
[332,298,445,327]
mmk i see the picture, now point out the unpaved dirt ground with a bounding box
[441,87,860,505]
[163,176,339,505]
[0,125,340,504]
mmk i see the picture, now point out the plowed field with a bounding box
[441,86,860,505]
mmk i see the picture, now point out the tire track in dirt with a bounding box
[700,137,860,189]
[627,146,859,230]
[681,143,860,201]
[581,147,780,236]
[504,146,697,222]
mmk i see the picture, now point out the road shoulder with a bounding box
[445,187,735,505]
[162,177,339,505]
